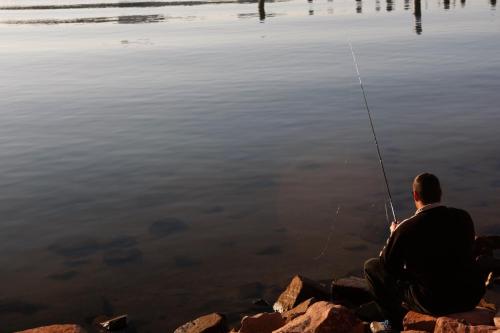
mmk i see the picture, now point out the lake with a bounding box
[0,0,499,331]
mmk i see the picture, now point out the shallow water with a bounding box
[1,0,499,331]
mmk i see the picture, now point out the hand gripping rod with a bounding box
[348,42,397,223]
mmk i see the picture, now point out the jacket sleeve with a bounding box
[380,225,407,277]
[462,211,476,257]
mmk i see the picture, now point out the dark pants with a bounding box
[364,258,428,329]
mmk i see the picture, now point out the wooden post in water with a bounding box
[259,0,265,21]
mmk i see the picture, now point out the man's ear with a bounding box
[413,190,420,202]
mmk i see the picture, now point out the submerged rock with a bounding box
[15,325,87,333]
[273,275,329,313]
[273,301,364,333]
[252,298,270,307]
[174,313,227,333]
[149,218,188,237]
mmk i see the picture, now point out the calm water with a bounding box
[1,0,499,331]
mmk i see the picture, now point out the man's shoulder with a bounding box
[445,206,470,214]
[419,205,470,217]
[439,206,472,219]
[397,206,471,230]
[416,206,473,226]
[395,214,420,232]
[445,207,473,223]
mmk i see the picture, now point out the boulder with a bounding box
[445,307,495,326]
[354,300,385,322]
[239,312,285,333]
[403,311,437,332]
[174,313,227,333]
[403,307,495,332]
[15,325,87,333]
[282,297,317,323]
[272,301,364,333]
[330,276,372,307]
[273,275,329,313]
[494,310,500,327]
[434,317,499,333]
[401,331,429,333]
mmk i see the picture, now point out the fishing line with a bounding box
[314,205,341,260]
[348,42,397,223]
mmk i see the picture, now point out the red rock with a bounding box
[401,331,429,333]
[434,317,498,333]
[403,311,437,332]
[239,312,285,333]
[273,275,329,313]
[403,307,495,332]
[272,301,364,333]
[174,313,227,333]
[282,297,317,323]
[444,307,495,326]
[494,310,500,327]
[15,325,87,333]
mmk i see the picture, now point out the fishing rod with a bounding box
[348,42,397,223]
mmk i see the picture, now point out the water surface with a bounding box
[1,0,499,331]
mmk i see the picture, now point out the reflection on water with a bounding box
[387,0,394,12]
[414,0,422,34]
[238,0,270,21]
[1,0,496,33]
[2,14,168,25]
[0,0,280,10]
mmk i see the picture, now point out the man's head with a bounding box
[412,173,442,208]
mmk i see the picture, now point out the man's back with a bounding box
[381,206,484,314]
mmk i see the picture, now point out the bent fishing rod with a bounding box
[348,42,397,223]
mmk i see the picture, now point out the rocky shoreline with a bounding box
[15,272,500,333]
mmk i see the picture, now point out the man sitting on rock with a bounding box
[364,173,485,332]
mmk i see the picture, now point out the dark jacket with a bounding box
[380,205,484,314]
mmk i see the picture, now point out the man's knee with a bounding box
[364,257,381,276]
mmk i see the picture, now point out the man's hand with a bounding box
[390,221,399,233]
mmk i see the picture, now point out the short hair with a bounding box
[413,173,442,204]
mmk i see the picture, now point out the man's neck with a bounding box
[415,202,443,214]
